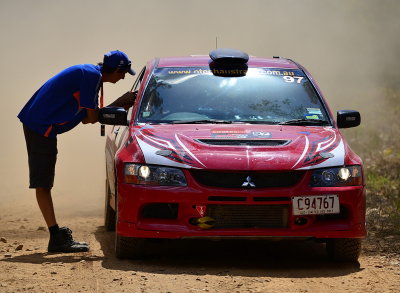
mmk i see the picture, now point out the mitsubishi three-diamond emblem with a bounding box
[242,176,256,187]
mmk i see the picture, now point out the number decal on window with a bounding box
[283,76,304,83]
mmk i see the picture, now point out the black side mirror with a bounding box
[98,107,128,126]
[337,110,361,128]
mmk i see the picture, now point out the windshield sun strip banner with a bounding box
[155,67,305,78]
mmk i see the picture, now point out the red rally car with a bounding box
[100,49,365,261]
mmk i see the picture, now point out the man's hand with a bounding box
[82,108,99,124]
[108,91,137,109]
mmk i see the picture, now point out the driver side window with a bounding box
[127,67,146,120]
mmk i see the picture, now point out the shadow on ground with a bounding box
[0,252,102,264]
[95,226,362,278]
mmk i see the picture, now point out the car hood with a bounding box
[133,124,345,170]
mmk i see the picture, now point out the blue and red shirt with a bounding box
[18,64,102,137]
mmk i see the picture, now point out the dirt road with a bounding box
[1,198,399,293]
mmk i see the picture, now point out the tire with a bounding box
[115,234,147,259]
[104,180,116,231]
[326,238,362,262]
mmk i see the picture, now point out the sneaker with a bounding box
[48,227,89,253]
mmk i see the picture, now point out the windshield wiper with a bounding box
[170,119,234,124]
[278,118,330,126]
[240,120,279,125]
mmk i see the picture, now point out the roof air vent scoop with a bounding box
[209,49,249,77]
[209,48,249,65]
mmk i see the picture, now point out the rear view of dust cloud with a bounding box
[0,0,398,218]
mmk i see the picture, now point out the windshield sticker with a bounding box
[142,111,151,117]
[157,67,305,78]
[305,114,320,120]
[282,76,304,83]
[307,108,322,115]
[167,68,248,76]
[167,69,193,74]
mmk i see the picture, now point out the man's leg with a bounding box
[23,124,89,253]
[36,187,89,253]
[36,187,57,228]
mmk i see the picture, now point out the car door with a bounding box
[105,67,146,198]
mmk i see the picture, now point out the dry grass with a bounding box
[343,88,400,254]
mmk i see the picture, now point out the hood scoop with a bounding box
[196,139,290,147]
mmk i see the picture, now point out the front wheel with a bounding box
[326,238,362,262]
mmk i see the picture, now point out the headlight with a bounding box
[124,163,187,186]
[310,165,362,187]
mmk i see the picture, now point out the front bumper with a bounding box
[116,170,366,239]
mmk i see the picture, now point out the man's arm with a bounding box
[82,91,136,124]
[108,91,137,109]
[82,108,99,124]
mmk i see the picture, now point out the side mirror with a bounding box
[337,110,361,128]
[98,107,128,126]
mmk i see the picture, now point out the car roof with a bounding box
[156,55,299,69]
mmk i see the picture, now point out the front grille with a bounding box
[208,204,288,228]
[197,139,290,146]
[191,170,304,188]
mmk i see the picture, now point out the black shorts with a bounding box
[23,124,58,189]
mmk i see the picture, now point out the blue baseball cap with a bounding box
[103,50,135,75]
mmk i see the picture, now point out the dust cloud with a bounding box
[0,0,398,219]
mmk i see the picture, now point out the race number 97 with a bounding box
[283,76,304,83]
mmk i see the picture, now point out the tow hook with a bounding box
[189,216,216,229]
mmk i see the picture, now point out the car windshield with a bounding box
[137,67,330,125]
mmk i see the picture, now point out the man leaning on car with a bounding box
[17,50,136,253]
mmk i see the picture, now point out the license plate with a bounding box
[292,195,340,215]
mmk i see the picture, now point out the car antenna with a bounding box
[215,36,218,49]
